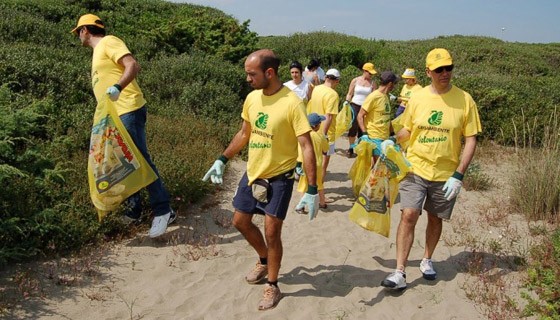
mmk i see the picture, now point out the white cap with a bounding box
[402,68,416,79]
[325,68,340,79]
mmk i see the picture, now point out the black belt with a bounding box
[267,169,295,182]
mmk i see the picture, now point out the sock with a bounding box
[267,280,278,287]
[259,257,267,265]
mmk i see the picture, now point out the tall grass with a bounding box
[510,109,560,221]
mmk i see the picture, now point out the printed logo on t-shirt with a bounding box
[428,110,443,126]
[255,112,269,130]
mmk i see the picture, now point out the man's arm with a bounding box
[322,114,333,136]
[357,108,368,134]
[116,54,140,89]
[297,132,317,187]
[456,135,477,174]
[222,120,252,160]
[396,127,411,144]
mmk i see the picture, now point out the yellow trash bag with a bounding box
[391,115,409,150]
[87,99,157,221]
[348,140,374,197]
[384,144,412,182]
[334,102,353,140]
[349,159,391,237]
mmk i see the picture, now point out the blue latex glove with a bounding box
[202,159,226,184]
[295,185,319,220]
[295,165,304,176]
[442,176,462,200]
[380,139,395,155]
[106,84,121,101]
[358,132,370,143]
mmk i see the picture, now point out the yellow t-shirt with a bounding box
[297,130,329,192]
[401,85,482,181]
[306,84,339,142]
[242,86,311,184]
[399,83,423,106]
[361,90,392,140]
[92,36,146,115]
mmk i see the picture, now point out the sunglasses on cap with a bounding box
[433,65,454,73]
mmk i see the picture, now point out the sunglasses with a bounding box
[433,65,454,73]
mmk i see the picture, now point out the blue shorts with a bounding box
[233,171,295,220]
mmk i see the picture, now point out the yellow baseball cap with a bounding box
[71,14,105,34]
[362,62,377,75]
[426,48,453,71]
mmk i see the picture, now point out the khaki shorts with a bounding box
[398,173,457,219]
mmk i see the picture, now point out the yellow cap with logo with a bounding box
[426,48,453,71]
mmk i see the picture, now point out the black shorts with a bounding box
[233,170,295,220]
[348,102,363,138]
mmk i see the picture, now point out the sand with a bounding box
[7,136,522,320]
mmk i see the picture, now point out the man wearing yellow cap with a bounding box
[395,68,422,117]
[380,48,482,290]
[72,14,175,238]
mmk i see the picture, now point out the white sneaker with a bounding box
[381,270,407,290]
[149,210,176,238]
[420,258,437,280]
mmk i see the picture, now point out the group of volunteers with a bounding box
[73,13,481,312]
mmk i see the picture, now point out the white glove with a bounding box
[380,139,395,155]
[295,166,304,176]
[202,159,226,184]
[106,85,121,101]
[389,94,397,101]
[442,177,462,200]
[343,100,350,107]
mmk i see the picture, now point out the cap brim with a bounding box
[428,59,453,71]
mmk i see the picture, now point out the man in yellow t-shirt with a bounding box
[72,14,174,238]
[203,50,318,311]
[380,48,482,291]
[306,69,340,181]
[357,71,399,159]
[395,68,423,117]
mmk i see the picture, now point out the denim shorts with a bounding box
[233,171,295,220]
[398,173,457,219]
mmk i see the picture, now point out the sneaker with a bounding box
[381,270,407,290]
[258,284,282,311]
[245,262,268,284]
[121,213,142,225]
[148,210,176,238]
[420,258,437,280]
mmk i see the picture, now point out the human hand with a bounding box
[106,84,122,101]
[295,162,304,176]
[380,139,395,155]
[202,159,226,184]
[442,176,462,200]
[295,185,319,220]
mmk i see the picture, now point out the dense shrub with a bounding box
[0,0,255,266]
